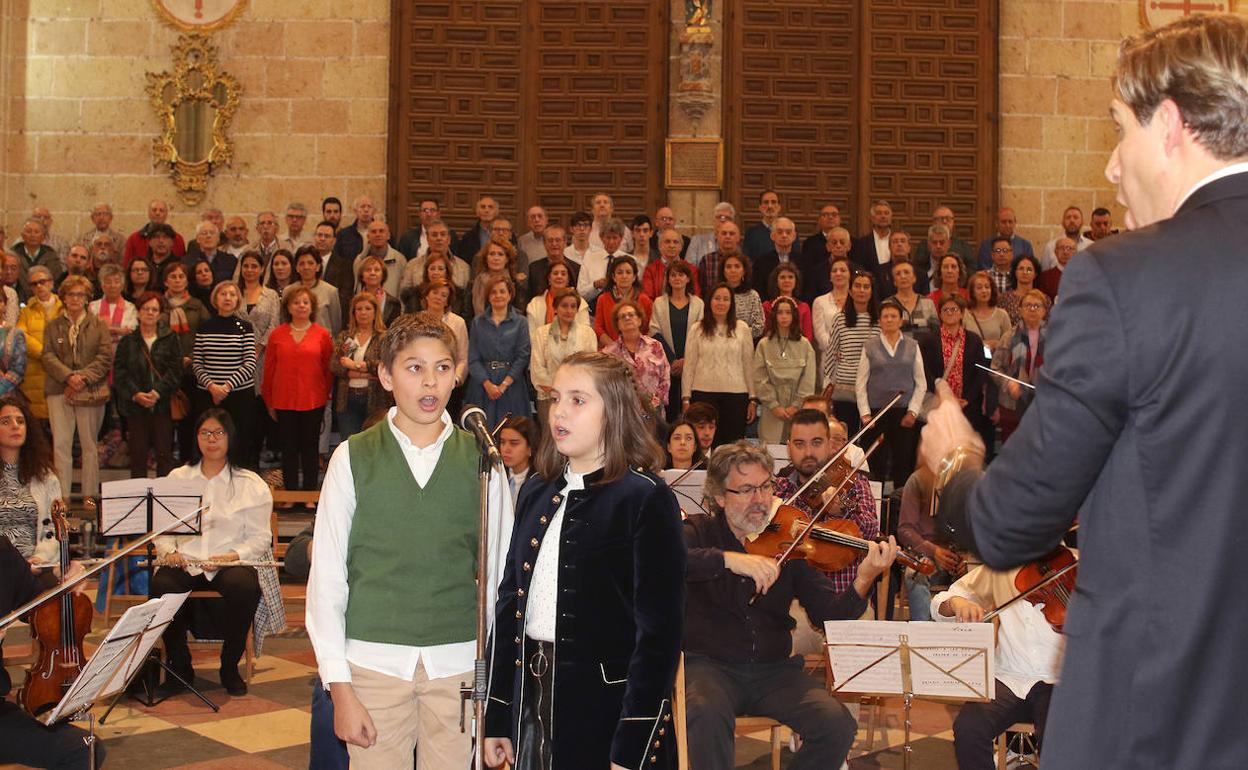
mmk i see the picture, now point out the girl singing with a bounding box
[483,352,686,770]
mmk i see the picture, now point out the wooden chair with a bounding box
[996,721,1039,769]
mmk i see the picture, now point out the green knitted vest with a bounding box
[344,419,479,646]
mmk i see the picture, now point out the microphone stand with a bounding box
[460,420,505,770]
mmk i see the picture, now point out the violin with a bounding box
[981,546,1078,633]
[745,503,937,576]
[18,499,93,716]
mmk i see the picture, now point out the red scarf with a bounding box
[940,326,965,399]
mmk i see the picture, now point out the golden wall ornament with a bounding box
[145,33,242,205]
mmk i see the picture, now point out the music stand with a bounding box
[825,620,994,770]
[660,469,708,517]
[97,477,218,711]
[40,593,192,765]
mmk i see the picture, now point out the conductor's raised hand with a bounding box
[919,379,983,475]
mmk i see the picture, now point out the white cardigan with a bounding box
[649,294,704,356]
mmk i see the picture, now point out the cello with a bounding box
[18,499,93,715]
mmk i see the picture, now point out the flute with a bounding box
[145,558,284,569]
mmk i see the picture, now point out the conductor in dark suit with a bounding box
[921,14,1248,769]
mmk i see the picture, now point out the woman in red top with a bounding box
[593,255,653,348]
[262,285,332,490]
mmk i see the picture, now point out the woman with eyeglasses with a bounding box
[42,275,114,501]
[993,288,1050,442]
[125,256,157,304]
[149,408,273,698]
[603,299,670,420]
[822,270,878,435]
[997,254,1049,326]
[17,266,62,422]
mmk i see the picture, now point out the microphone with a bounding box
[460,405,503,467]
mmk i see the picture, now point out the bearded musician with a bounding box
[682,441,898,770]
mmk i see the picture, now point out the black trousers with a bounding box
[684,654,856,770]
[689,391,749,446]
[0,699,104,769]
[126,410,174,478]
[953,679,1053,770]
[148,566,260,668]
[860,406,918,489]
[192,386,257,469]
[277,407,323,490]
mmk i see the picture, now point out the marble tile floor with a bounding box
[4,587,982,769]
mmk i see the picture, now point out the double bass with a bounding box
[18,499,93,715]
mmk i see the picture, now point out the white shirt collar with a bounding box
[385,407,453,455]
[1174,161,1248,213]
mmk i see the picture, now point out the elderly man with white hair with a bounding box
[77,202,126,257]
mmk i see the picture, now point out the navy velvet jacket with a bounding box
[485,466,687,770]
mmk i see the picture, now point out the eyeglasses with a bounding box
[1022,303,1046,311]
[940,306,963,314]
[198,429,227,439]
[991,247,1012,254]
[132,267,150,273]
[617,311,638,319]
[725,480,776,498]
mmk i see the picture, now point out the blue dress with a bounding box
[467,307,532,425]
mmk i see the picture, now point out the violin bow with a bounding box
[667,456,706,487]
[781,391,902,507]
[0,504,210,632]
[980,558,1078,623]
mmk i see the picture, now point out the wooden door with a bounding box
[725,0,998,243]
[388,0,669,235]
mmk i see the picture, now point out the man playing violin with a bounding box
[682,441,898,770]
[0,536,103,768]
[932,560,1066,770]
[772,409,879,593]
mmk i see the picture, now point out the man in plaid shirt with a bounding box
[771,409,878,592]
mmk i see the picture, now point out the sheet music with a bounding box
[825,620,994,701]
[661,469,708,517]
[44,593,190,724]
[100,477,205,536]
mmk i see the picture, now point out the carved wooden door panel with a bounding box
[388,2,526,233]
[725,0,997,242]
[389,1,668,235]
[725,0,862,231]
[858,0,997,243]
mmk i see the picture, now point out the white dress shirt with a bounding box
[873,230,890,265]
[932,574,1065,699]
[153,463,273,581]
[525,469,588,642]
[307,409,476,684]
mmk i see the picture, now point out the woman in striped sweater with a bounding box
[192,281,258,468]
[823,270,878,435]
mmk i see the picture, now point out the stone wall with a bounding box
[4,2,1247,247]
[0,0,389,241]
[997,0,1141,247]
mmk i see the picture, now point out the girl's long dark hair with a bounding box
[842,272,879,328]
[0,396,54,484]
[533,352,664,484]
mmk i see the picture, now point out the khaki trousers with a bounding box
[346,661,472,770]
